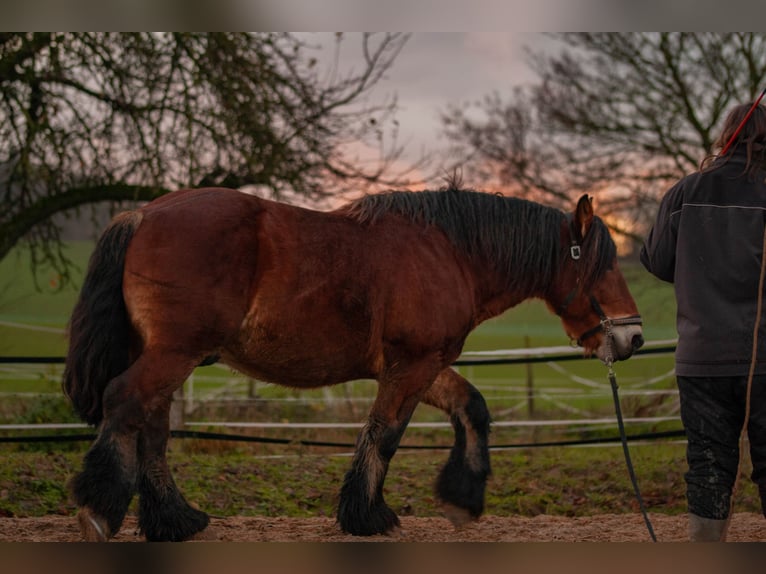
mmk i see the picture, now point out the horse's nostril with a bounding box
[632,334,644,351]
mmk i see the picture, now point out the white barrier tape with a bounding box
[458,338,678,359]
[0,416,680,432]
[0,320,66,334]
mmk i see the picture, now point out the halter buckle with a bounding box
[570,245,581,260]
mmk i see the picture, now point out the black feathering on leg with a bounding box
[337,422,402,536]
[138,472,209,542]
[70,439,135,537]
[337,467,400,536]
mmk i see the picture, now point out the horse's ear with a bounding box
[574,194,594,239]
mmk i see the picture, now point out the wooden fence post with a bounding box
[525,336,535,417]
[169,384,185,438]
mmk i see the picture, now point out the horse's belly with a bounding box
[220,353,369,388]
[221,323,375,388]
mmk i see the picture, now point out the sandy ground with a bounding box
[2,513,766,542]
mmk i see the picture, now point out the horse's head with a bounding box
[546,195,643,364]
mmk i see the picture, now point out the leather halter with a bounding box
[575,295,643,347]
[557,217,642,347]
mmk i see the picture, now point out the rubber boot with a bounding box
[688,513,727,542]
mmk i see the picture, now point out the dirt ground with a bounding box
[2,513,766,542]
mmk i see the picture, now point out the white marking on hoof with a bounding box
[77,508,109,542]
[441,503,474,530]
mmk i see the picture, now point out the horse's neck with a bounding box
[470,230,563,324]
[471,268,542,325]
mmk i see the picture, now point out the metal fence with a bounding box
[0,339,680,448]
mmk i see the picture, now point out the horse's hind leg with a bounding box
[137,401,209,541]
[71,351,196,541]
[72,377,141,540]
[421,367,491,528]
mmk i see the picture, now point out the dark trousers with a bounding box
[677,375,766,519]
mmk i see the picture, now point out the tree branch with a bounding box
[0,184,167,262]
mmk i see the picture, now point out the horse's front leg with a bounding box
[337,364,436,536]
[421,367,491,528]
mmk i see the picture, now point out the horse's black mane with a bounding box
[344,185,616,296]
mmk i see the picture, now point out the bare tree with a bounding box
[0,32,413,284]
[442,33,766,250]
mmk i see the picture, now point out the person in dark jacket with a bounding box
[641,101,766,542]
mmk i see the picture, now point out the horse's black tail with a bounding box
[63,210,143,426]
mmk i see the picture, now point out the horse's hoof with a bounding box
[441,502,476,530]
[77,507,110,542]
[189,525,220,541]
[337,502,401,536]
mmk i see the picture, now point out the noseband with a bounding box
[573,295,643,347]
[557,218,642,349]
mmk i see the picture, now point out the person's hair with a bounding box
[701,101,766,178]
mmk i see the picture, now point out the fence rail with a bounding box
[0,340,679,449]
[0,339,677,366]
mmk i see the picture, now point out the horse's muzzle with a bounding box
[606,322,644,363]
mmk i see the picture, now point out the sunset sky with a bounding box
[347,33,541,154]
[308,32,549,185]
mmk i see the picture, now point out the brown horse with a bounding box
[63,184,643,541]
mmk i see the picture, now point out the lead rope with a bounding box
[720,223,766,541]
[604,323,658,542]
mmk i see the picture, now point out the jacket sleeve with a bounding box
[640,180,685,283]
